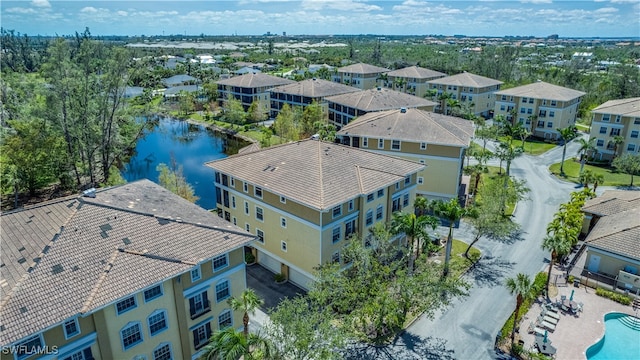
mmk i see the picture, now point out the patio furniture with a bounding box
[536,318,556,332]
[539,314,559,325]
[542,309,561,320]
[528,322,546,337]
[544,303,560,313]
[535,336,557,357]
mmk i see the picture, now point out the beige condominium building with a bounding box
[0,180,254,360]
[382,66,447,98]
[331,63,390,90]
[494,81,585,140]
[336,108,474,202]
[426,72,503,118]
[206,140,424,289]
[268,78,361,119]
[589,97,640,161]
[216,73,295,113]
[325,87,437,129]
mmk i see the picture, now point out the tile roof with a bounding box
[427,72,503,88]
[325,87,437,112]
[216,73,295,88]
[205,140,425,211]
[585,207,640,261]
[269,78,361,98]
[162,74,198,86]
[386,66,447,80]
[337,62,390,74]
[582,190,640,216]
[494,81,585,101]
[337,108,474,147]
[592,97,640,117]
[0,180,254,344]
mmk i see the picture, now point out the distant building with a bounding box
[268,78,361,118]
[381,66,447,98]
[426,72,503,118]
[589,97,640,161]
[216,73,295,112]
[331,62,390,90]
[162,74,198,87]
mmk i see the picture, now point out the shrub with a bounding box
[595,288,632,305]
[274,273,286,283]
[244,252,255,264]
[499,272,548,341]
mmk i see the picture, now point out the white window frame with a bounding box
[348,200,354,211]
[378,138,384,149]
[418,177,424,185]
[232,217,237,225]
[218,309,233,330]
[144,284,164,303]
[332,205,342,218]
[230,177,235,187]
[420,142,426,150]
[63,318,80,339]
[362,137,368,147]
[243,182,248,193]
[255,206,264,222]
[376,205,383,220]
[147,310,169,337]
[280,217,287,228]
[280,195,286,204]
[254,186,263,199]
[256,228,265,243]
[391,140,401,150]
[332,226,341,243]
[190,265,201,282]
[404,176,411,185]
[331,251,340,264]
[244,201,249,215]
[245,223,250,232]
[215,280,231,302]
[231,196,236,209]
[121,322,144,351]
[365,209,373,226]
[377,189,384,198]
[212,254,229,272]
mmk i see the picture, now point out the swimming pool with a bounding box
[586,312,640,360]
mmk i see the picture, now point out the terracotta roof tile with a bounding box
[427,72,503,88]
[386,66,446,80]
[269,78,361,98]
[337,62,389,74]
[325,88,436,112]
[216,73,295,88]
[495,81,585,101]
[592,97,640,117]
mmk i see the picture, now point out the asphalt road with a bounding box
[382,138,584,360]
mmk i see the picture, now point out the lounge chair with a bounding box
[536,318,556,332]
[528,322,546,337]
[542,309,561,320]
[539,314,559,325]
[544,303,560,313]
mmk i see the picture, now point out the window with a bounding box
[332,251,340,264]
[15,335,44,359]
[332,205,342,218]
[403,193,409,207]
[631,131,639,139]
[218,310,232,330]
[602,114,610,122]
[549,111,555,118]
[419,159,425,164]
[256,229,264,243]
[597,139,605,147]
[520,108,526,114]
[501,95,507,101]
[627,144,636,152]
[521,97,527,103]
[232,217,237,225]
[244,201,249,215]
[377,189,384,198]
[332,226,341,243]
[547,122,553,128]
[121,322,143,350]
[376,205,383,220]
[256,207,264,221]
[391,140,401,150]
[153,343,172,360]
[599,126,607,134]
[345,219,356,238]
[245,223,250,232]
[362,137,368,147]
[231,196,236,209]
[404,176,411,185]
[610,128,621,136]
[635,118,640,125]
[193,322,212,350]
[61,348,93,360]
[190,266,201,282]
[550,100,557,106]
[144,285,163,302]
[148,310,168,336]
[215,172,221,184]
[418,177,424,184]
[116,296,137,315]
[63,318,80,339]
[420,142,426,150]
[367,193,374,202]
[529,98,534,104]
[378,138,384,149]
[189,291,210,319]
[279,216,287,228]
[366,210,373,226]
[500,104,506,111]
[527,108,533,114]
[213,254,228,271]
[216,281,230,302]
[281,241,287,252]
[615,115,621,123]
[348,200,354,211]
[537,120,545,128]
[243,182,248,192]
[254,186,263,198]
[280,195,286,204]
[395,182,400,190]
[230,177,235,187]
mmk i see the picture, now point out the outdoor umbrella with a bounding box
[570,289,575,301]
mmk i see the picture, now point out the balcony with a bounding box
[616,269,640,293]
[189,300,211,320]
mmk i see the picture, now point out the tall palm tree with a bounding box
[414,196,431,217]
[228,289,263,338]
[579,169,597,189]
[390,211,438,270]
[505,273,536,351]
[437,92,452,115]
[446,98,461,116]
[200,327,272,360]
[592,172,605,192]
[432,198,468,277]
[541,234,572,298]
[609,135,625,163]
[577,137,596,174]
[558,126,578,176]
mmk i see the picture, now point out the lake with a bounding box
[121,117,247,210]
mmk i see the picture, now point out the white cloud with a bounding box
[5,7,37,14]
[301,0,382,12]
[610,0,640,3]
[520,0,553,4]
[80,7,98,14]
[117,11,128,17]
[31,0,51,8]
[594,7,619,13]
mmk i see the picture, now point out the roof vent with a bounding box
[83,188,96,198]
[400,107,407,113]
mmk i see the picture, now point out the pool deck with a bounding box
[519,265,637,359]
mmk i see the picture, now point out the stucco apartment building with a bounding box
[216,73,295,113]
[382,66,447,98]
[331,63,390,90]
[426,72,503,118]
[206,140,424,289]
[325,87,436,129]
[494,81,585,140]
[268,78,361,119]
[589,97,640,161]
[0,180,254,360]
[580,190,640,293]
[336,108,474,202]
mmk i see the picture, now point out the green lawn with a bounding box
[498,136,557,155]
[448,239,481,277]
[575,123,590,133]
[472,166,516,216]
[549,159,634,186]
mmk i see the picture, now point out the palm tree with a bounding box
[228,289,263,338]
[505,273,536,351]
[437,92,452,115]
[577,137,596,174]
[592,172,605,192]
[579,169,597,189]
[200,327,272,360]
[558,126,578,176]
[414,196,430,217]
[609,135,625,163]
[390,211,438,270]
[541,234,572,299]
[432,198,468,277]
[446,98,461,116]
[425,88,438,101]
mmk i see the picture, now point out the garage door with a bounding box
[289,267,313,290]
[258,250,280,274]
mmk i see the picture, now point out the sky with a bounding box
[2,0,639,38]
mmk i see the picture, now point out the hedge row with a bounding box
[595,288,632,305]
